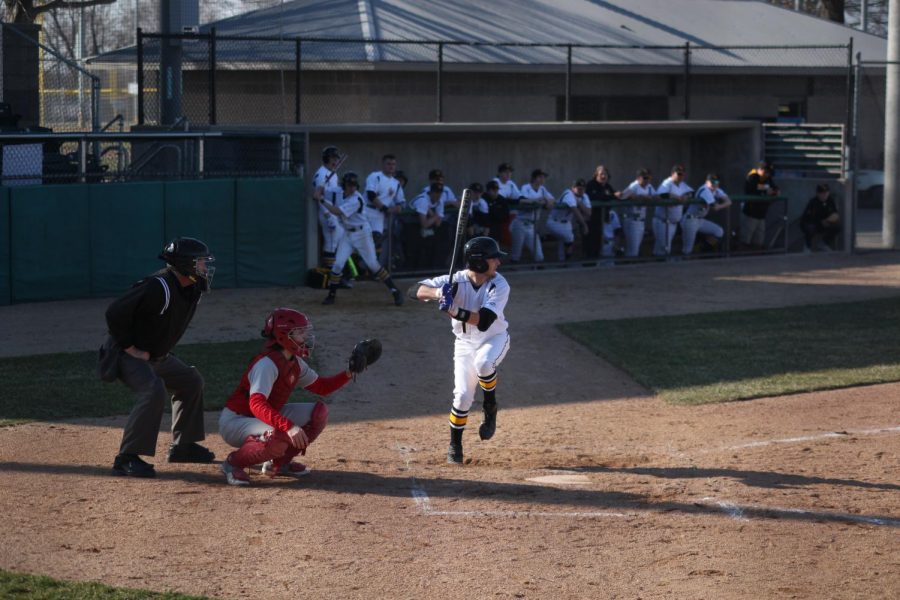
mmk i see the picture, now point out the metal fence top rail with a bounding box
[0,132,225,142]
[137,31,849,51]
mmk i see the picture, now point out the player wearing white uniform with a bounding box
[409,184,445,269]
[466,182,491,237]
[313,146,346,275]
[545,178,590,261]
[420,169,458,211]
[511,168,551,262]
[619,169,656,257]
[653,165,694,257]
[681,173,732,256]
[364,154,404,267]
[415,237,511,465]
[320,173,404,306]
[495,163,529,261]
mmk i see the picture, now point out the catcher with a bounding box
[218,307,381,486]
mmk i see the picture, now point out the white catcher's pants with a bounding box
[219,405,316,448]
[680,216,723,255]
[332,224,380,275]
[453,331,510,414]
[651,217,678,256]
[622,217,645,257]
[510,218,544,262]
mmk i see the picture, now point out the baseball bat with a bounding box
[323,153,349,185]
[447,188,473,279]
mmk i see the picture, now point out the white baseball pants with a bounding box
[681,216,723,255]
[510,218,544,262]
[623,217,645,257]
[652,217,678,256]
[219,405,317,448]
[318,213,345,254]
[544,218,574,261]
[452,332,510,414]
[332,225,380,275]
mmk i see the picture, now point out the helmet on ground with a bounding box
[322,146,341,164]
[159,237,215,292]
[464,236,506,273]
[342,171,359,189]
[261,308,315,358]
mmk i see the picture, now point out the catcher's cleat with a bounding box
[166,442,215,464]
[447,442,464,464]
[220,456,250,486]
[112,454,156,478]
[392,288,405,306]
[478,413,496,441]
[261,460,311,478]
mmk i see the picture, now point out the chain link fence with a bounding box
[852,60,888,250]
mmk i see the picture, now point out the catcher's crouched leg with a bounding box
[221,430,292,486]
[265,401,329,478]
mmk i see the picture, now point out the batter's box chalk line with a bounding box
[702,424,900,455]
[700,497,900,528]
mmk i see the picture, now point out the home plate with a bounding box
[527,472,591,485]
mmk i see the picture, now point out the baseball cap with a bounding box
[816,183,830,193]
[672,164,686,174]
[497,162,514,173]
[637,168,651,178]
[428,169,444,180]
[468,182,484,193]
[485,180,500,191]
[394,170,407,184]
[707,173,720,183]
[531,168,548,179]
[573,178,587,188]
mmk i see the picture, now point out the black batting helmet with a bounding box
[322,146,341,164]
[159,237,216,292]
[464,236,506,273]
[342,171,359,189]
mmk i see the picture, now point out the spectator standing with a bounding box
[740,161,779,250]
[800,183,841,251]
[584,165,620,258]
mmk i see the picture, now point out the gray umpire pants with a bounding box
[117,352,206,457]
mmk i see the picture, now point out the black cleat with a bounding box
[338,278,354,289]
[479,413,496,441]
[447,442,463,464]
[112,454,156,478]
[322,294,336,305]
[392,289,405,306]
[166,442,215,464]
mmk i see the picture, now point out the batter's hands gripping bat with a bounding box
[447,188,473,280]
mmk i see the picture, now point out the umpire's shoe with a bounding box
[112,454,156,478]
[447,442,464,465]
[167,442,215,464]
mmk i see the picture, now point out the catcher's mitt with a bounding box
[348,338,382,376]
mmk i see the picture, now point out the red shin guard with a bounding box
[228,430,291,468]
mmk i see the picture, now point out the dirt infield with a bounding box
[1,252,899,599]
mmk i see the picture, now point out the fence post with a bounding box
[295,39,302,124]
[851,52,862,252]
[137,28,145,125]
[565,44,572,121]
[197,137,205,178]
[683,42,691,119]
[436,42,444,122]
[844,38,854,149]
[209,27,217,125]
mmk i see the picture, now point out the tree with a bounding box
[3,0,116,25]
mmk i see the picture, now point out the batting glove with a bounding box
[438,283,454,312]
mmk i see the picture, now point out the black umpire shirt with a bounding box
[105,269,202,360]
[801,195,838,225]
[742,172,777,219]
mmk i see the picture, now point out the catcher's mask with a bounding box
[342,171,359,190]
[262,308,315,358]
[159,237,216,292]
[322,145,341,165]
[464,236,506,274]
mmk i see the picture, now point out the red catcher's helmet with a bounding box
[261,308,315,358]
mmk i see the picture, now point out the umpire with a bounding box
[100,237,216,478]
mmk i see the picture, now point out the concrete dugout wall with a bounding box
[1,177,304,305]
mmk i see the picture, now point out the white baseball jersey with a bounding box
[688,185,728,218]
[334,189,370,230]
[411,191,445,219]
[549,189,582,222]
[620,180,655,219]
[331,189,383,272]
[365,171,403,233]
[314,165,342,227]
[655,177,694,223]
[494,178,522,216]
[419,271,510,341]
[518,183,553,223]
[420,184,457,210]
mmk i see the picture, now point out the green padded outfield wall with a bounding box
[11,184,91,302]
[89,181,165,296]
[235,178,305,287]
[0,188,9,305]
[164,179,236,289]
[3,177,305,303]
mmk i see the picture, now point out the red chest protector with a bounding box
[225,348,302,416]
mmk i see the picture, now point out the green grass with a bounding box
[0,569,208,599]
[558,296,900,405]
[0,338,317,426]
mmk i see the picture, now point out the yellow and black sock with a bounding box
[449,406,468,430]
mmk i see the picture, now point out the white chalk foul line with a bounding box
[700,497,900,528]
[718,425,900,453]
[396,442,629,520]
